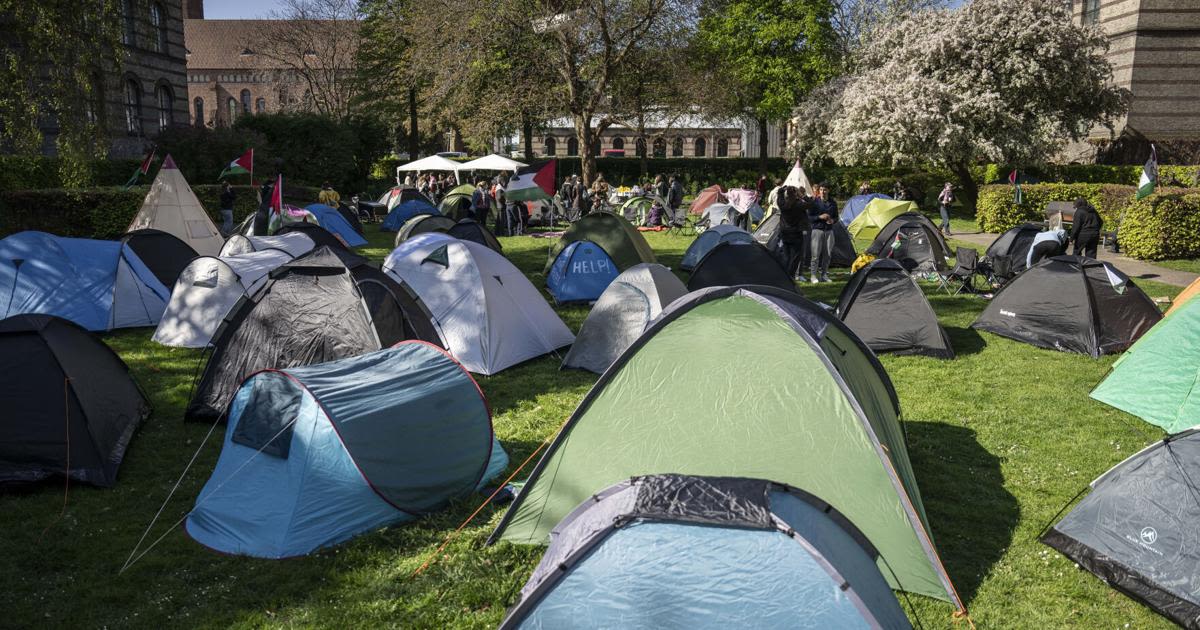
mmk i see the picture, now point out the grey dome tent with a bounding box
[687,240,797,293]
[120,228,198,288]
[866,213,949,273]
[185,247,412,422]
[753,214,856,268]
[499,474,911,630]
[836,259,954,359]
[447,219,503,252]
[395,214,456,247]
[972,256,1161,357]
[1042,429,1200,628]
[327,248,443,348]
[680,224,753,272]
[0,314,149,487]
[275,222,350,252]
[560,263,687,374]
[219,232,315,257]
[699,203,746,230]
[985,223,1041,274]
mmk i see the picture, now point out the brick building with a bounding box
[526,115,783,159]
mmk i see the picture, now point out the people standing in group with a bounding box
[471,179,492,223]
[1070,198,1103,258]
[404,172,414,186]
[858,181,872,196]
[756,174,769,203]
[893,179,909,201]
[766,178,785,214]
[937,182,955,236]
[318,181,340,208]
[808,183,838,284]
[777,185,811,280]
[667,174,684,223]
[219,181,236,236]
[654,174,668,202]
[591,174,610,212]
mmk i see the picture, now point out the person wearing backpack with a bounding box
[937,182,955,235]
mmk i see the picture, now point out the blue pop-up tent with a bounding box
[546,240,619,304]
[304,204,368,247]
[840,193,892,226]
[0,231,169,331]
[185,341,508,558]
[382,199,440,232]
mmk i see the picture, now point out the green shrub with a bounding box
[976,183,1132,232]
[0,156,142,192]
[1115,191,1200,260]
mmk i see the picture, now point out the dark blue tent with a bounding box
[546,240,619,304]
[382,199,440,232]
[840,193,892,226]
[185,341,508,558]
[304,204,368,247]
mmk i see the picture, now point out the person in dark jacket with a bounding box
[777,186,811,279]
[1070,198,1103,258]
[667,174,684,223]
[253,179,273,235]
[808,184,838,283]
[219,182,236,235]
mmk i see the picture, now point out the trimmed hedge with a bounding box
[1118,192,1200,260]
[0,184,320,240]
[0,156,143,193]
[976,183,1136,233]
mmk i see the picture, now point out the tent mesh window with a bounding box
[231,372,302,458]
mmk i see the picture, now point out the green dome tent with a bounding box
[439,183,477,221]
[489,286,961,610]
[543,211,656,274]
[847,199,920,240]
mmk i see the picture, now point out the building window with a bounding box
[279,86,290,107]
[240,89,252,113]
[122,0,136,46]
[544,136,557,156]
[150,3,167,53]
[779,124,788,154]
[671,137,683,157]
[653,137,666,158]
[716,137,728,157]
[227,97,237,125]
[255,97,266,113]
[1082,0,1100,24]
[566,137,579,156]
[156,84,174,129]
[694,137,706,157]
[125,78,142,135]
[611,136,624,151]
[193,97,204,126]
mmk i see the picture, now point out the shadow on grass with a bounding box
[944,326,987,356]
[906,420,1018,605]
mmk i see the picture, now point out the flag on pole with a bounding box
[506,160,556,201]
[1008,169,1023,205]
[219,149,254,180]
[123,147,157,189]
[268,174,284,233]
[1136,145,1158,200]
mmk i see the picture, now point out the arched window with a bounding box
[255,97,266,113]
[226,97,237,125]
[240,89,252,113]
[671,137,683,157]
[566,137,579,156]
[278,86,290,108]
[611,136,624,151]
[124,78,142,135]
[716,137,729,157]
[156,84,173,129]
[653,137,666,158]
[544,136,557,156]
[122,0,136,46]
[694,137,706,157]
[150,3,167,53]
[193,97,204,126]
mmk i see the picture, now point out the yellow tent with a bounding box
[847,199,920,240]
[1167,277,1200,316]
[128,155,224,256]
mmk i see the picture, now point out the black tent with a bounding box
[687,240,798,293]
[324,247,443,348]
[395,214,456,247]
[447,219,503,252]
[835,259,954,359]
[276,222,351,252]
[336,202,365,235]
[1042,429,1200,627]
[865,213,949,272]
[0,314,149,487]
[972,255,1161,357]
[186,247,385,422]
[753,214,856,268]
[120,228,198,287]
[985,223,1041,274]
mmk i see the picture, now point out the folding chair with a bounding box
[665,208,691,235]
[941,247,980,295]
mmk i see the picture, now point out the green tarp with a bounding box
[490,287,960,608]
[543,212,656,273]
[1091,295,1200,433]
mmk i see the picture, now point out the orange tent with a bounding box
[689,185,726,216]
[1167,277,1200,316]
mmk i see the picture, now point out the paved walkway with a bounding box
[951,231,1199,288]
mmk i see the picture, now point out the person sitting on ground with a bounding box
[1028,228,1069,268]
[318,181,340,207]
[808,184,838,284]
[1070,198,1103,259]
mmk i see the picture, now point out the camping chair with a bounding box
[665,206,691,235]
[940,247,980,295]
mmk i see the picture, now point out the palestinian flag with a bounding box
[506,160,555,201]
[1136,145,1158,200]
[123,147,156,189]
[268,174,284,233]
[219,149,254,180]
[1008,169,1023,205]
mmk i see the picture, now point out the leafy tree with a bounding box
[695,0,838,172]
[789,0,1128,209]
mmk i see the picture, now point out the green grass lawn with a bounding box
[0,225,1183,629]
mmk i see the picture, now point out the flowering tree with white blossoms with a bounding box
[789,0,1128,208]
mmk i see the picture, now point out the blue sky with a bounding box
[204,0,286,18]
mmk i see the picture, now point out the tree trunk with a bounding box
[757,115,769,174]
[949,162,978,214]
[407,87,419,159]
[522,113,534,162]
[577,122,597,187]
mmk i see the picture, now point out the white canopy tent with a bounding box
[459,154,527,172]
[395,155,464,184]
